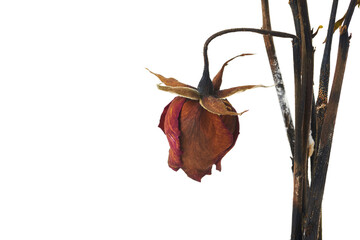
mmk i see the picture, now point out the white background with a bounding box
[0,1,359,239]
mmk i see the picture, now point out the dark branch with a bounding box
[289,0,302,37]
[261,0,295,157]
[304,1,358,239]
[290,0,314,239]
[311,2,339,239]
[291,36,304,240]
[315,0,339,149]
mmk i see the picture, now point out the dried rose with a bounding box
[148,54,268,182]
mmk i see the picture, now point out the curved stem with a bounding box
[203,28,297,68]
[198,28,297,96]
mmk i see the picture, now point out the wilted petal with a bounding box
[215,99,240,171]
[179,100,238,181]
[147,68,195,88]
[161,97,187,171]
[200,95,248,116]
[216,84,271,98]
[212,53,253,91]
[157,84,200,100]
[158,102,171,132]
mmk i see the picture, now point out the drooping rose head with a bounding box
[149,54,269,181]
[158,96,239,181]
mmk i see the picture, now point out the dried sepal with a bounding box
[157,84,200,100]
[146,68,195,89]
[212,53,254,91]
[216,84,271,98]
[200,95,248,116]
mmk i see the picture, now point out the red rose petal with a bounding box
[163,97,187,171]
[179,100,238,181]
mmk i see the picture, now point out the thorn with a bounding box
[312,25,323,38]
